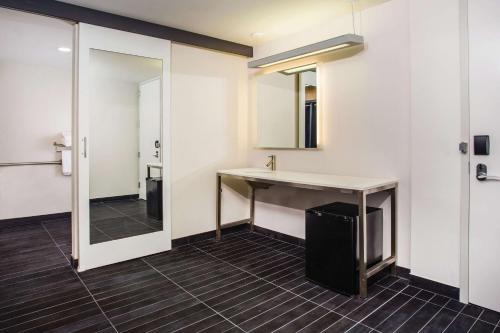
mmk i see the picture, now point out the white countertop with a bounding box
[217,168,397,191]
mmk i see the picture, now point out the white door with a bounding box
[74,23,171,271]
[469,0,500,312]
[139,78,161,199]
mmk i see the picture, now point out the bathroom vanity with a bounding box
[216,168,398,298]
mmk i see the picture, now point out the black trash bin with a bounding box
[146,177,162,220]
[305,202,383,295]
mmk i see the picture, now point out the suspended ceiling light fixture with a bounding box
[280,63,317,75]
[248,1,363,69]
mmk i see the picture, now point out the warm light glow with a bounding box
[58,47,71,53]
[251,32,265,38]
[258,43,350,68]
[282,63,317,74]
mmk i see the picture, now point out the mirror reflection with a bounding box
[89,49,163,244]
[256,64,317,149]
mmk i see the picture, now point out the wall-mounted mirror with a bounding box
[256,64,318,149]
[89,49,163,244]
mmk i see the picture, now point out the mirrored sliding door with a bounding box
[75,24,171,271]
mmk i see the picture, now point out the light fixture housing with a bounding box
[248,34,363,68]
[280,63,317,75]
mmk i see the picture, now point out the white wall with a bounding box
[248,0,412,267]
[409,0,462,288]
[171,43,249,239]
[0,62,72,220]
[89,77,139,199]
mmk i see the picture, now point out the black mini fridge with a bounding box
[305,202,382,295]
[146,177,162,220]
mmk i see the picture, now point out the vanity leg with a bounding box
[216,175,222,241]
[250,187,255,232]
[390,186,398,275]
[358,191,368,298]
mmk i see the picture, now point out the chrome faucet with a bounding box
[265,155,276,171]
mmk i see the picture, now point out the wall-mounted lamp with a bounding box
[248,34,363,69]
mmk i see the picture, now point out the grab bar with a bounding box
[0,161,62,167]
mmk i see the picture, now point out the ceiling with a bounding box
[58,0,388,46]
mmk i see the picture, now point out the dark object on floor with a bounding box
[305,202,383,295]
[147,177,163,219]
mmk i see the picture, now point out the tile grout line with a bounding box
[393,294,455,333]
[205,272,305,312]
[40,222,119,333]
[384,282,498,328]
[442,305,468,333]
[239,228,478,329]
[415,299,451,333]
[268,299,328,332]
[241,231,306,249]
[235,234,304,259]
[104,203,158,231]
[170,313,224,333]
[205,243,295,266]
[142,258,247,332]
[465,309,485,333]
[372,291,418,331]
[321,288,405,333]
[346,280,415,332]
[142,304,216,333]
[91,224,114,242]
[192,243,381,333]
[239,295,310,331]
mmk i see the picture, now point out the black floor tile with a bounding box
[299,311,344,332]
[347,288,397,322]
[361,292,412,328]
[479,308,500,326]
[420,307,457,333]
[468,320,496,333]
[396,302,442,332]
[2,221,499,333]
[463,303,486,318]
[89,198,161,244]
[445,299,466,312]
[273,305,329,332]
[445,313,477,332]
[376,297,426,332]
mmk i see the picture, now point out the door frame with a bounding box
[459,0,470,305]
[138,76,162,200]
[72,23,172,271]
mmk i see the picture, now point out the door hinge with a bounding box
[138,151,140,158]
[138,182,140,188]
[459,142,468,154]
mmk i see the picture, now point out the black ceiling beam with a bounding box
[0,0,253,57]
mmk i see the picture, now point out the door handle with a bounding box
[83,137,87,158]
[476,163,500,181]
